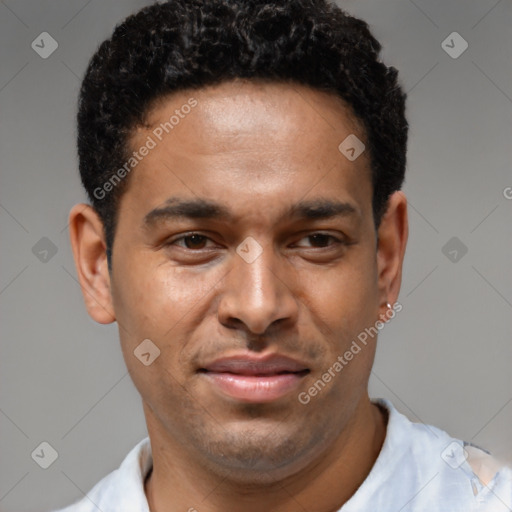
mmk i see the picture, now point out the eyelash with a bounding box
[166,232,346,250]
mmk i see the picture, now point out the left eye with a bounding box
[294,233,342,248]
[171,234,212,249]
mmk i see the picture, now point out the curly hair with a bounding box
[77,0,408,265]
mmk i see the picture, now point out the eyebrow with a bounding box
[143,197,359,229]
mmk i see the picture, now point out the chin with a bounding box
[194,425,317,484]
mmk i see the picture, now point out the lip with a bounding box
[199,353,310,403]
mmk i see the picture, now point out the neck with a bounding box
[145,397,388,512]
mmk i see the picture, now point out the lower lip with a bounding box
[203,372,306,403]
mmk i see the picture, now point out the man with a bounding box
[57,0,512,510]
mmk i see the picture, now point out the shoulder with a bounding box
[371,399,512,511]
[51,437,152,512]
[463,442,512,505]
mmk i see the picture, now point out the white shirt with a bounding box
[53,399,512,511]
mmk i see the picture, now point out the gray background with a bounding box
[0,0,511,511]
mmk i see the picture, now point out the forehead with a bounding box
[122,80,372,221]
[140,79,366,152]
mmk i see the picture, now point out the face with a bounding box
[71,80,406,482]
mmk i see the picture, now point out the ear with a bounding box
[68,204,116,324]
[376,191,408,319]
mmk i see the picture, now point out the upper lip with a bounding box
[200,353,310,376]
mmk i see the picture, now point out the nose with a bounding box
[217,243,299,335]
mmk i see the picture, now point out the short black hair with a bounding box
[77,0,408,266]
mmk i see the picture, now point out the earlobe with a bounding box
[68,203,116,324]
[376,191,408,315]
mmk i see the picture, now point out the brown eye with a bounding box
[307,234,332,247]
[166,233,213,250]
[162,232,223,265]
[181,234,208,249]
[295,233,342,248]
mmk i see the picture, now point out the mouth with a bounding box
[198,354,310,403]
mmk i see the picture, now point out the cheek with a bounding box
[301,266,379,406]
[110,258,228,391]
[302,252,379,335]
[111,258,219,337]
[110,265,209,411]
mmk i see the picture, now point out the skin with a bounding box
[69,80,408,512]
